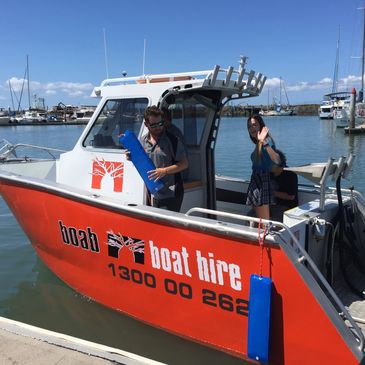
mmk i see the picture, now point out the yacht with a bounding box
[74,105,97,123]
[0,108,11,125]
[319,92,351,120]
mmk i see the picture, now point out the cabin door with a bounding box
[161,91,222,212]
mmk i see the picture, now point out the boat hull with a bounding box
[0,177,362,365]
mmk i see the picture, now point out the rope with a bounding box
[258,218,268,278]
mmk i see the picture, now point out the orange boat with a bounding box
[0,57,364,365]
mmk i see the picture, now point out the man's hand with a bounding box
[147,168,167,182]
[125,150,131,160]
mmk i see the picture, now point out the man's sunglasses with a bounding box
[148,121,165,129]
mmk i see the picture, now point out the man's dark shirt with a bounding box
[273,170,298,208]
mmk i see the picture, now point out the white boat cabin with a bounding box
[57,57,266,212]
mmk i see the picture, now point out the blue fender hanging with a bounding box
[247,274,272,364]
[247,220,272,364]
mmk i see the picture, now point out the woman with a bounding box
[246,114,280,220]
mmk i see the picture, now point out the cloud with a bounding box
[5,77,95,100]
[44,81,94,92]
[341,75,361,86]
[68,90,84,97]
[264,74,364,94]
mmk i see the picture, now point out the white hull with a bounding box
[0,116,11,125]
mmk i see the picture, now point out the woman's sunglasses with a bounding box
[148,120,165,129]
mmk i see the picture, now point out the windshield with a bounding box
[83,98,148,149]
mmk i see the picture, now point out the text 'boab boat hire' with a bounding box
[1,56,365,365]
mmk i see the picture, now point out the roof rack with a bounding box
[95,56,266,97]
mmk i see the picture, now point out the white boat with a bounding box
[73,105,97,123]
[260,106,293,116]
[319,28,348,121]
[0,108,11,125]
[318,99,334,119]
[319,92,351,120]
[10,109,48,123]
[327,13,365,127]
[1,57,365,365]
[260,78,295,116]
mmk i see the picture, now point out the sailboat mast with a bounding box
[8,81,15,111]
[361,1,365,101]
[332,26,340,93]
[26,55,31,110]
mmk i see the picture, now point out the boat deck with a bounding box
[334,268,365,336]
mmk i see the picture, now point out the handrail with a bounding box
[0,140,66,160]
[186,207,278,226]
[185,206,365,351]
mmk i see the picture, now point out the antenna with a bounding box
[103,28,109,79]
[142,39,146,75]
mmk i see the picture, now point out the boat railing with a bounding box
[97,56,266,97]
[185,207,365,351]
[99,70,213,87]
[0,139,66,161]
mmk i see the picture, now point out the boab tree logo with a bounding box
[107,230,145,264]
[91,158,124,192]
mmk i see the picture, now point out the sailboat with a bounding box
[10,55,48,123]
[347,2,365,125]
[260,77,295,116]
[329,10,365,127]
[318,27,348,121]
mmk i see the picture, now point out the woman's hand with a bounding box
[257,126,269,143]
[147,168,167,182]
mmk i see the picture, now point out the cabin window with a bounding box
[166,93,216,147]
[83,98,148,149]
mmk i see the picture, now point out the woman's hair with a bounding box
[247,114,266,144]
[276,149,287,167]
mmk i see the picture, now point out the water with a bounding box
[0,117,364,364]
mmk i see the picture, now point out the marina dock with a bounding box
[0,316,165,365]
[344,123,365,134]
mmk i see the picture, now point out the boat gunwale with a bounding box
[0,170,278,245]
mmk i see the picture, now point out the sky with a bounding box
[1,0,365,110]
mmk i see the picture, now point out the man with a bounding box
[141,106,188,212]
[270,150,298,221]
